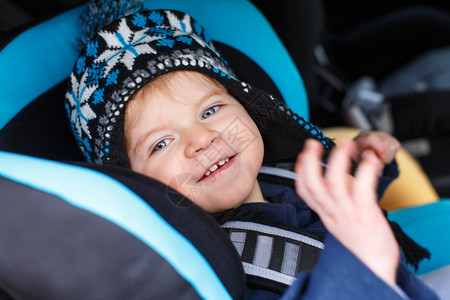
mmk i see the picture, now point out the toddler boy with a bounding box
[65,9,436,299]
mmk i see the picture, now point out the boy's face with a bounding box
[125,71,264,213]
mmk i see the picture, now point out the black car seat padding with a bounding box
[0,161,246,299]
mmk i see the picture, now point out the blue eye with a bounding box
[202,105,220,120]
[153,139,172,152]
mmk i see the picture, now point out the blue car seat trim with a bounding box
[388,200,450,275]
[0,151,232,300]
[0,0,308,130]
[0,5,84,130]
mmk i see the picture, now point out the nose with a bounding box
[184,124,220,158]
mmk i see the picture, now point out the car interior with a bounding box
[1,0,450,298]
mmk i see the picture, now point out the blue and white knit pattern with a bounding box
[79,0,145,49]
[66,9,234,165]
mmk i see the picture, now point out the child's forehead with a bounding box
[126,71,232,125]
[155,71,226,93]
[137,71,229,105]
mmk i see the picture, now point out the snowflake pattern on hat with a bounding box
[66,72,97,140]
[66,9,234,165]
[95,18,159,73]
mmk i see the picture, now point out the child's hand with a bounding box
[353,131,400,165]
[295,139,400,287]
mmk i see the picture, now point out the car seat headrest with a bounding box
[0,0,308,130]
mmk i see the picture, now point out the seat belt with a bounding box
[214,166,325,293]
[221,220,324,293]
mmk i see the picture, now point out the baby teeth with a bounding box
[203,157,231,177]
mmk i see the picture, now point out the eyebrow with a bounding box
[132,89,225,154]
[133,123,166,154]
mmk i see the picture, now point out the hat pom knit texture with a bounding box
[79,0,145,50]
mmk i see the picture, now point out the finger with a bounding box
[352,150,383,203]
[295,139,330,214]
[325,138,356,202]
[295,140,325,202]
[355,133,385,161]
[383,138,400,164]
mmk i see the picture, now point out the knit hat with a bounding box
[65,9,333,168]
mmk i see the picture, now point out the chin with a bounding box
[199,193,247,214]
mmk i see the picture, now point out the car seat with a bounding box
[0,153,245,299]
[0,0,308,298]
[0,0,449,298]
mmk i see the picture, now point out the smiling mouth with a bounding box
[199,154,236,181]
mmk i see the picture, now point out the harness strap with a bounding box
[221,221,324,293]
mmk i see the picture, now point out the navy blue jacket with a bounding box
[239,162,438,299]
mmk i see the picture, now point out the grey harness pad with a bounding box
[222,221,324,289]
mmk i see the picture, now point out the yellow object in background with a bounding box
[322,127,439,211]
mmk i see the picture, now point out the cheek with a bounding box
[238,110,260,134]
[151,163,179,186]
[231,111,264,173]
[131,158,198,202]
[248,121,265,171]
[241,113,264,155]
[132,157,179,187]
